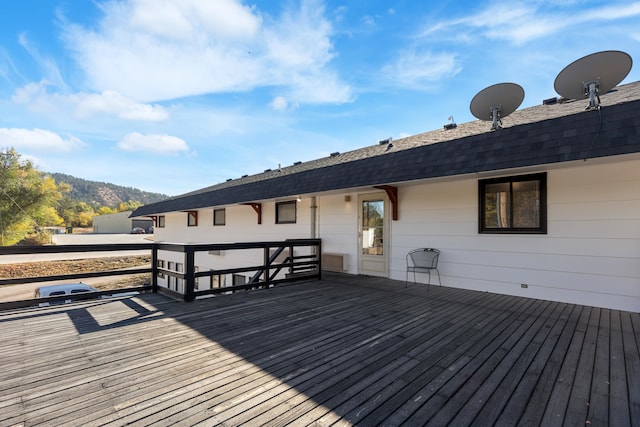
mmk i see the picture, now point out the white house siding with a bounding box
[382,158,640,312]
[316,193,359,273]
[154,198,314,290]
[151,159,639,311]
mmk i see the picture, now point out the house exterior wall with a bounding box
[154,198,313,290]
[386,158,640,312]
[152,159,639,312]
[316,193,358,273]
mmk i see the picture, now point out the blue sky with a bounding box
[1,0,638,196]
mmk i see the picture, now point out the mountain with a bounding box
[49,172,169,207]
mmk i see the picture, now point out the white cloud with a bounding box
[362,16,375,26]
[117,132,189,154]
[0,47,26,85]
[61,0,352,104]
[382,50,461,90]
[127,0,261,41]
[418,1,640,45]
[12,80,168,121]
[11,80,55,113]
[18,33,68,91]
[270,96,288,111]
[0,128,84,152]
[71,91,168,121]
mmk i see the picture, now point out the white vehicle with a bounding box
[34,283,140,307]
[35,283,98,306]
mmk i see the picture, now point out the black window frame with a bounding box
[478,172,547,234]
[213,208,226,226]
[157,215,166,228]
[157,259,165,279]
[275,200,297,224]
[210,271,226,288]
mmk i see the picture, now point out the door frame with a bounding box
[357,192,390,277]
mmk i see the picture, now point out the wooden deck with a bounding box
[1,273,638,426]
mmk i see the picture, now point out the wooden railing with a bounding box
[155,239,322,302]
[0,239,322,309]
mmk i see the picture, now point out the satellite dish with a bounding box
[554,50,632,110]
[470,83,524,130]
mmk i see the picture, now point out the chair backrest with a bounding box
[408,248,440,269]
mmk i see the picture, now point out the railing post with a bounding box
[264,245,270,288]
[151,243,158,293]
[317,239,322,280]
[288,243,294,275]
[184,246,196,302]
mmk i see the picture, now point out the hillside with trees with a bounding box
[48,173,168,207]
[1,148,168,245]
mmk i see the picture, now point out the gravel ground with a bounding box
[0,256,151,302]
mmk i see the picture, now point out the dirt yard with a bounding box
[0,256,151,302]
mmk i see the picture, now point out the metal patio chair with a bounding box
[405,248,441,290]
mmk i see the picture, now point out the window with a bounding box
[361,200,384,255]
[187,211,198,227]
[157,259,165,279]
[479,173,547,234]
[211,272,226,288]
[232,274,246,286]
[167,261,175,289]
[157,215,166,228]
[176,263,184,289]
[214,208,226,226]
[276,200,297,224]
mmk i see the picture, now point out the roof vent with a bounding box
[226,179,232,182]
[543,97,558,105]
[293,161,302,165]
[443,115,457,130]
[264,168,271,172]
[330,151,340,157]
[242,174,248,178]
[378,137,392,145]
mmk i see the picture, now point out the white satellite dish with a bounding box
[554,50,632,109]
[470,83,525,130]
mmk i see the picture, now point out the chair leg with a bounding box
[427,271,431,291]
[435,269,442,286]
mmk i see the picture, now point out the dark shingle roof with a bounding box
[132,81,640,217]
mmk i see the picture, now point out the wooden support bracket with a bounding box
[242,203,262,224]
[184,210,198,226]
[374,185,398,220]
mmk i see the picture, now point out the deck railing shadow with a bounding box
[0,270,638,424]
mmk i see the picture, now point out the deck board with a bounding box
[0,273,638,426]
